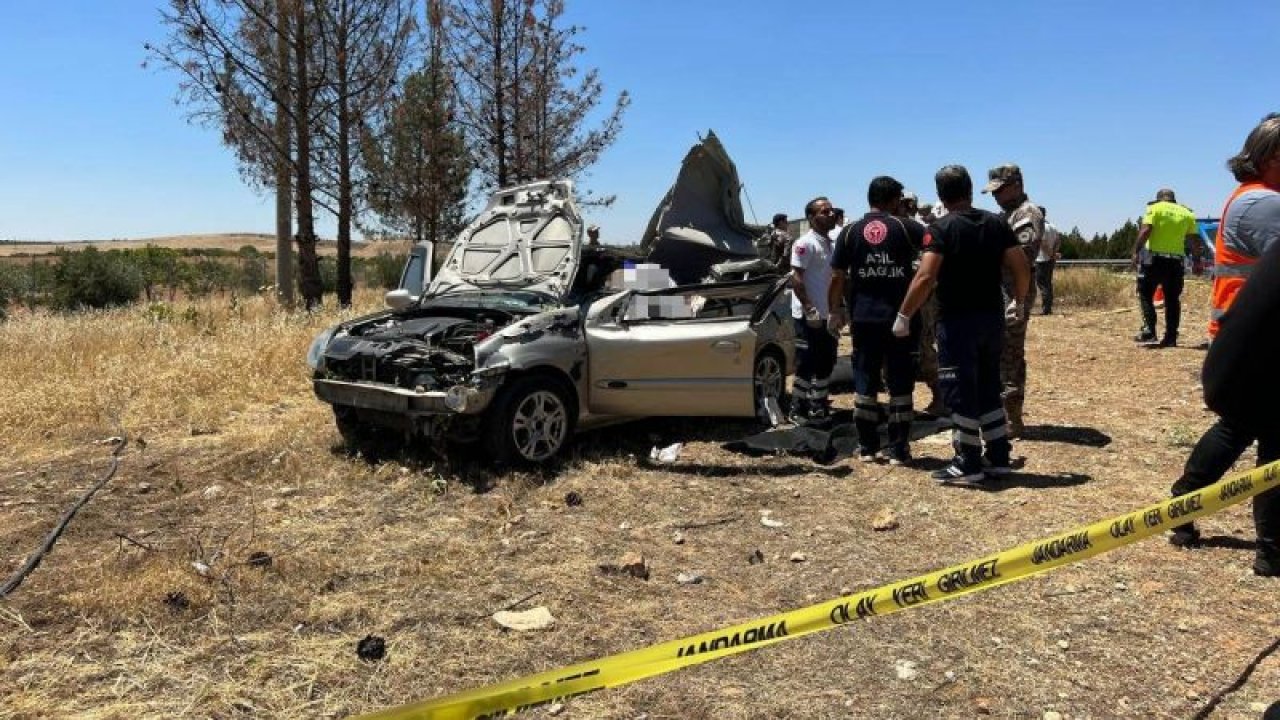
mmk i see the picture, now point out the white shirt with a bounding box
[1038,222,1061,262]
[789,229,833,319]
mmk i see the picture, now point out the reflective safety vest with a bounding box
[1210,182,1279,337]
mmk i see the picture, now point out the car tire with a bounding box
[753,349,786,420]
[483,375,576,466]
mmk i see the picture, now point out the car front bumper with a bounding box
[313,379,497,416]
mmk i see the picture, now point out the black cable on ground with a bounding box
[1192,634,1280,720]
[0,439,127,599]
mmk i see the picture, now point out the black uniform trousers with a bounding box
[1171,418,1280,558]
[937,312,1012,469]
[793,318,838,414]
[850,321,915,453]
[1137,255,1185,342]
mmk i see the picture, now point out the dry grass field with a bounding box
[2,269,1277,720]
[0,234,409,258]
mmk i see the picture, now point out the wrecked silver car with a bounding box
[308,147,792,465]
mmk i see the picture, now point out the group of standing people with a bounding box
[779,114,1280,569]
[786,163,1045,487]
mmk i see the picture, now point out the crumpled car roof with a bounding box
[641,131,767,284]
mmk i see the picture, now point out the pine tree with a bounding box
[443,0,628,189]
[310,0,415,307]
[147,0,323,306]
[366,62,471,250]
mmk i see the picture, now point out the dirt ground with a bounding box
[2,274,1278,720]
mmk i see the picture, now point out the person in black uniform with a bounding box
[828,176,924,466]
[1164,115,1280,558]
[893,165,1031,486]
[1173,235,1280,573]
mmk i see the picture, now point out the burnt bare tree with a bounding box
[364,0,470,251]
[520,0,627,184]
[444,0,628,189]
[146,0,315,307]
[309,0,414,307]
[272,0,294,306]
[289,0,323,308]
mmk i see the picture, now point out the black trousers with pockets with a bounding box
[1137,256,1185,340]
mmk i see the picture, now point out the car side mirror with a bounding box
[384,288,416,310]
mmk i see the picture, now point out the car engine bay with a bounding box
[321,308,519,391]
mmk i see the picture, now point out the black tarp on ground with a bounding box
[726,414,953,464]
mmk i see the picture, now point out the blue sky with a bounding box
[2,1,1277,242]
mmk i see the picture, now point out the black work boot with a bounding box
[882,444,912,467]
[1254,552,1280,577]
[1254,540,1280,577]
[1168,522,1201,548]
[788,395,811,425]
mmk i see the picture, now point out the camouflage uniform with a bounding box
[918,291,940,394]
[998,198,1043,433]
[767,228,792,273]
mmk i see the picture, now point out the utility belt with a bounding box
[1149,251,1184,260]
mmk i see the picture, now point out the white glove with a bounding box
[1004,300,1023,326]
[892,312,910,338]
[804,305,823,329]
[826,309,846,335]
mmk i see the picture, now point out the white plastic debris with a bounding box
[492,606,556,632]
[649,443,683,464]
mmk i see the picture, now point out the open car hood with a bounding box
[429,180,583,300]
[642,131,768,284]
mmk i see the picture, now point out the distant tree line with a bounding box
[0,245,406,318]
[146,0,628,310]
[1057,219,1143,260]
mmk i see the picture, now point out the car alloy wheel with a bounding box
[510,389,569,462]
[754,351,785,412]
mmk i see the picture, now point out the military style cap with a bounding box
[1155,188,1177,202]
[982,164,1023,193]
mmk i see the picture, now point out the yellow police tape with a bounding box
[356,458,1280,720]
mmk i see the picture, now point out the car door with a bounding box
[583,279,782,417]
[397,242,434,299]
